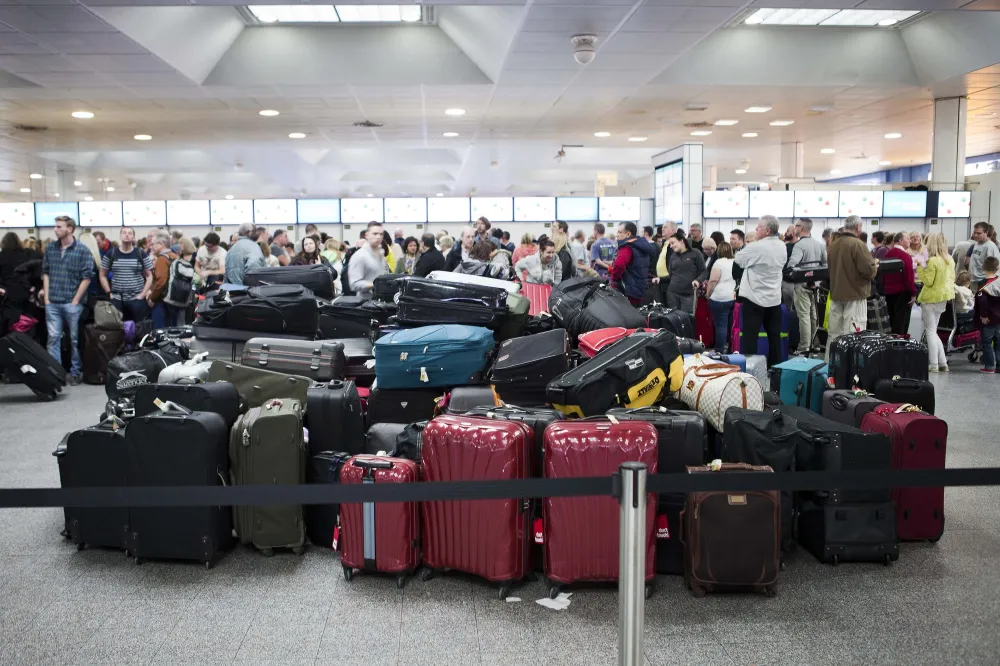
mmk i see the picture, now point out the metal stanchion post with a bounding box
[618,462,647,666]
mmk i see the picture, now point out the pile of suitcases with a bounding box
[42,269,950,600]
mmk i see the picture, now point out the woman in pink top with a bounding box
[511,232,537,276]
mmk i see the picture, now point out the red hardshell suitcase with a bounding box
[520,282,553,316]
[542,419,658,598]
[861,403,947,542]
[420,415,533,598]
[694,296,715,350]
[339,455,421,587]
[578,327,638,358]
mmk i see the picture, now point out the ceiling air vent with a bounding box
[353,120,383,128]
[683,121,714,128]
[14,124,47,132]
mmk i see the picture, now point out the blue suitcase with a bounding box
[740,304,790,362]
[374,325,494,389]
[705,352,746,371]
[769,357,828,414]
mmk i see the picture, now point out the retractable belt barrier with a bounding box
[2,467,999,509]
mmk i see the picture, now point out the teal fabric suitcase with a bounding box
[374,325,494,389]
[769,357,828,413]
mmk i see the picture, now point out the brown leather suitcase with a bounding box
[683,463,780,597]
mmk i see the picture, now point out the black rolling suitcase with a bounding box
[241,338,345,382]
[828,330,884,390]
[783,261,829,284]
[366,422,406,455]
[395,278,507,328]
[373,274,412,303]
[798,500,899,566]
[606,406,706,575]
[821,390,885,428]
[305,451,352,548]
[124,404,233,566]
[367,387,442,426]
[245,263,336,300]
[0,331,66,400]
[318,298,395,339]
[640,305,696,339]
[399,278,508,310]
[225,285,319,337]
[53,418,129,550]
[305,380,365,456]
[852,336,928,392]
[335,338,375,387]
[133,382,244,426]
[490,329,570,407]
[872,377,935,415]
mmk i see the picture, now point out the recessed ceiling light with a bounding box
[259,109,280,117]
[106,186,115,192]
[742,132,758,138]
[366,193,373,197]
[54,193,60,198]
[714,119,739,126]
[436,193,443,197]
[735,169,747,174]
[84,196,93,201]
[745,106,771,113]
[29,173,42,179]
[134,134,152,141]
[769,120,794,126]
[73,180,82,187]
[71,111,94,119]
[878,18,898,27]
[594,131,611,138]
[743,8,918,27]
[810,104,834,112]
[884,132,902,139]
[879,160,893,166]
[820,148,835,154]
[628,136,648,142]
[690,130,712,136]
[973,112,997,118]
[745,14,765,25]
[225,195,234,200]
[830,169,842,175]
[19,187,30,193]
[442,132,459,137]
[288,132,306,139]
[445,108,465,116]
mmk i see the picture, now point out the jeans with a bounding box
[740,298,784,367]
[112,297,150,322]
[826,299,868,362]
[151,302,182,329]
[920,300,948,367]
[983,325,1000,370]
[708,299,735,352]
[666,292,694,314]
[792,284,816,353]
[45,302,82,378]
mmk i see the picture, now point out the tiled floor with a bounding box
[1,363,998,665]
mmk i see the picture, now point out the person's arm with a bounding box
[552,258,562,284]
[705,264,721,299]
[348,254,372,293]
[692,251,705,288]
[138,253,154,299]
[734,243,755,268]
[609,246,632,283]
[916,258,936,290]
[278,249,290,267]
[854,245,879,282]
[787,241,803,269]
[148,256,168,303]
[40,248,50,304]
[99,267,112,295]
[71,252,94,306]
[656,244,669,278]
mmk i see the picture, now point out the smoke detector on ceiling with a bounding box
[683,121,714,128]
[571,35,598,65]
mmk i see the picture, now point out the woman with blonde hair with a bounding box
[550,225,575,282]
[916,232,956,372]
[511,232,537,267]
[908,230,928,270]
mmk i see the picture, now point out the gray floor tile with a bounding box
[646,640,736,666]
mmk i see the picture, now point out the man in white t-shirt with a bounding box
[195,232,227,288]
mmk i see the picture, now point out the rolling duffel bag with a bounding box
[0,331,67,400]
[206,361,310,408]
[133,381,244,426]
[245,263,336,300]
[549,277,645,338]
[872,376,935,415]
[374,325,494,390]
[678,363,764,432]
[106,341,188,401]
[546,329,683,418]
[640,305,695,339]
[318,298,396,340]
[797,499,898,566]
[241,338,346,382]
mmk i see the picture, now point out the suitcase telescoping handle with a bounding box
[352,458,394,470]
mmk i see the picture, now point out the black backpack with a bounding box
[340,247,359,297]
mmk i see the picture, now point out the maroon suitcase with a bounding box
[420,415,533,599]
[861,404,947,542]
[339,455,421,587]
[542,418,658,598]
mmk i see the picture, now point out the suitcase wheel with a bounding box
[205,560,213,570]
[763,584,777,598]
[76,543,85,552]
[831,555,840,567]
[420,567,434,582]
[396,575,406,590]
[644,583,654,600]
[547,585,560,600]
[260,548,274,558]
[60,528,69,539]
[342,565,354,582]
[292,546,305,556]
[690,584,706,598]
[498,584,511,601]
[133,556,142,566]
[883,554,893,567]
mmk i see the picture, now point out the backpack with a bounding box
[164,255,194,307]
[341,246,359,297]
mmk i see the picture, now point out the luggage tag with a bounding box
[656,515,670,540]
[419,367,429,383]
[332,525,340,551]
[533,518,544,544]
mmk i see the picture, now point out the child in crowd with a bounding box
[955,271,975,314]
[974,256,1000,373]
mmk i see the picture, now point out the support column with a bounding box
[931,97,967,190]
[780,142,805,179]
[704,165,718,191]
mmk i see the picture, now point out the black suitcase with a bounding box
[778,405,893,505]
[53,419,129,550]
[241,338,345,382]
[605,406,706,575]
[798,500,899,566]
[783,261,829,284]
[245,263,336,300]
[337,338,375,387]
[721,408,800,554]
[443,386,500,413]
[224,285,319,337]
[676,337,705,355]
[82,324,124,385]
[133,382,244,426]
[318,298,395,339]
[821,390,885,428]
[0,331,66,400]
[105,341,188,400]
[124,405,233,566]
[373,274,412,303]
[640,305,696,339]
[828,330,884,390]
[304,380,365,457]
[490,329,570,407]
[853,337,928,392]
[549,277,645,337]
[366,422,406,455]
[305,451,352,549]
[872,377,935,415]
[395,298,503,328]
[398,277,508,311]
[367,387,442,426]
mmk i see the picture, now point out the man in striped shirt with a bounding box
[42,216,95,385]
[99,227,153,322]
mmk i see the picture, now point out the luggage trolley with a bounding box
[938,297,981,363]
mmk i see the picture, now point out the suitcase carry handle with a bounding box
[174,377,205,385]
[693,363,740,379]
[828,393,850,411]
[352,458,393,470]
[889,377,923,388]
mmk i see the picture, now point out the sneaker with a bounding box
[981,368,996,374]
[940,365,950,372]
[928,365,939,373]
[68,375,81,386]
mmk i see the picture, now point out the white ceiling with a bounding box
[0,0,997,202]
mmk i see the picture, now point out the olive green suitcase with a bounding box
[498,293,530,341]
[208,361,311,408]
[230,398,307,555]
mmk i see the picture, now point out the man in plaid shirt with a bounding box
[42,216,95,385]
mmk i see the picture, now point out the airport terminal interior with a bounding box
[2,0,1000,664]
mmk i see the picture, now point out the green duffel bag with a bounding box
[207,361,310,409]
[497,293,530,341]
[230,398,307,555]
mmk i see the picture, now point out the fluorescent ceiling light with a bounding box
[442,132,459,137]
[745,106,771,113]
[830,169,842,175]
[884,132,902,139]
[714,119,739,126]
[84,196,93,201]
[445,108,465,116]
[225,195,234,200]
[973,112,996,118]
[259,109,280,117]
[743,8,919,27]
[73,180,82,187]
[742,132,758,138]
[593,132,611,137]
[820,148,835,154]
[19,187,30,193]
[690,130,712,136]
[71,111,94,119]
[879,160,892,166]
[248,5,422,23]
[106,186,115,192]
[628,136,648,142]
[288,132,306,139]
[54,193,60,198]
[366,193,373,197]
[769,120,794,126]
[134,134,152,141]
[29,173,42,179]
[436,193,443,197]
[735,169,747,174]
